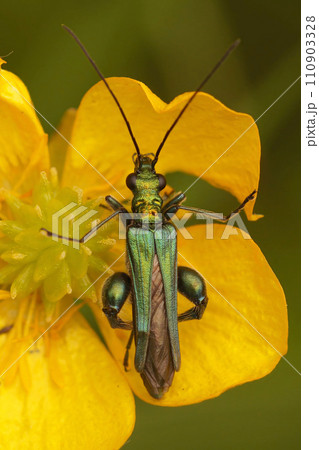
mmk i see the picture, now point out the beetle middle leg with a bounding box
[177,266,208,322]
[102,272,133,330]
[41,207,127,244]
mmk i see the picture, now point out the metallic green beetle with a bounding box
[98,156,254,398]
[45,27,256,399]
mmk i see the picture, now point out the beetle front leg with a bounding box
[105,195,126,211]
[177,266,208,322]
[102,272,133,330]
[164,190,256,223]
[105,195,132,226]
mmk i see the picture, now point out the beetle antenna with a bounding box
[62,24,141,161]
[152,39,241,168]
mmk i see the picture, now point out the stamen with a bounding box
[48,337,65,388]
[23,291,37,336]
[82,245,92,256]
[15,297,29,338]
[72,186,83,204]
[51,302,84,333]
[34,204,43,220]
[0,290,11,301]
[50,167,58,189]
[19,354,32,391]
[0,344,20,386]
[20,189,33,199]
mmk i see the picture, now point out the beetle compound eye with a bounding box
[126,173,137,190]
[158,174,166,191]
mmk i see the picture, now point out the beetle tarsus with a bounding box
[178,297,208,322]
[224,189,257,220]
[123,331,134,371]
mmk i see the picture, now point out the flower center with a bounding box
[0,168,117,319]
[0,168,120,389]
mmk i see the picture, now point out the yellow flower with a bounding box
[0,59,134,449]
[0,54,288,448]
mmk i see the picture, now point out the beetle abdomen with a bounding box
[140,254,175,399]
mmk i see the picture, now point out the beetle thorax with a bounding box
[131,169,163,215]
[126,155,166,223]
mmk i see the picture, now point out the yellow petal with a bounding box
[48,108,76,178]
[0,60,49,192]
[95,224,287,406]
[0,303,135,449]
[63,78,260,219]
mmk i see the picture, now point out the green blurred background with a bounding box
[1,0,300,448]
